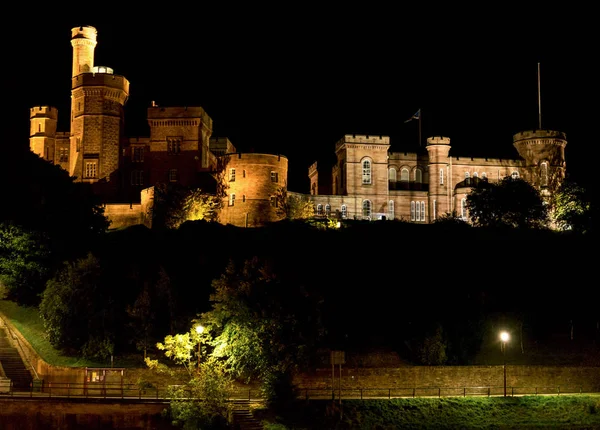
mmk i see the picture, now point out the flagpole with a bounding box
[537,63,542,129]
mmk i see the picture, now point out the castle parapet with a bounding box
[426,136,451,145]
[71,73,130,94]
[30,106,58,119]
[513,130,567,142]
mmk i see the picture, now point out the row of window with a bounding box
[228,194,279,207]
[314,200,426,222]
[229,168,279,183]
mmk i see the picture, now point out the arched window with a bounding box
[401,168,410,182]
[362,200,371,218]
[540,162,548,187]
[420,201,425,221]
[482,172,487,180]
[410,201,415,221]
[325,204,331,217]
[511,171,519,179]
[388,168,397,182]
[317,204,323,215]
[362,160,372,184]
[461,198,467,219]
[341,205,347,219]
[415,168,422,183]
[473,172,478,178]
[388,200,394,220]
[465,171,471,185]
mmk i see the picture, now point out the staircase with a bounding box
[0,325,33,391]
[231,400,263,430]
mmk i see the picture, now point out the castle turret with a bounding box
[512,129,567,197]
[71,26,97,77]
[69,26,129,195]
[426,136,451,220]
[29,106,58,161]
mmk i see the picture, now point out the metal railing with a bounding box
[0,381,591,401]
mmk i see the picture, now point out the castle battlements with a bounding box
[426,136,450,145]
[513,129,567,141]
[72,73,130,93]
[30,106,57,119]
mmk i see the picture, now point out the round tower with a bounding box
[426,136,451,220]
[512,130,567,197]
[29,106,58,160]
[71,26,97,77]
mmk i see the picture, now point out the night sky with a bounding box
[5,9,592,192]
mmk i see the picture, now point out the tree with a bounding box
[0,223,51,305]
[551,178,593,234]
[198,256,325,409]
[275,187,315,220]
[418,324,447,365]
[126,286,154,359]
[151,183,221,229]
[466,176,549,229]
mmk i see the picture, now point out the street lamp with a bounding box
[500,331,510,397]
[195,325,205,370]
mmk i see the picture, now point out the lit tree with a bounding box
[275,187,315,220]
[551,178,592,234]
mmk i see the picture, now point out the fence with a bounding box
[0,381,590,401]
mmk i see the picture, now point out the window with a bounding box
[362,160,371,184]
[242,195,246,202]
[415,168,422,183]
[167,137,181,155]
[132,146,144,162]
[511,171,519,179]
[461,198,467,219]
[317,204,323,215]
[270,196,277,207]
[229,168,236,182]
[388,200,394,220]
[410,201,415,221]
[540,162,548,186]
[131,170,144,186]
[243,169,246,178]
[420,201,425,221]
[433,200,437,220]
[482,172,487,179]
[362,200,371,218]
[341,205,347,219]
[270,171,278,183]
[168,168,178,182]
[411,201,426,221]
[84,160,98,179]
[325,204,331,217]
[401,168,409,182]
[440,168,444,185]
[59,147,69,162]
[229,193,235,206]
[388,168,397,182]
[473,172,478,178]
[465,171,471,185]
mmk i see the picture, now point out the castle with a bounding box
[29,26,567,228]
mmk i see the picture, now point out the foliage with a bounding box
[151,183,221,230]
[432,211,470,228]
[417,324,447,365]
[126,286,154,359]
[38,252,116,359]
[275,188,315,220]
[198,256,325,407]
[466,176,549,229]
[155,331,198,375]
[0,223,51,305]
[551,178,593,234]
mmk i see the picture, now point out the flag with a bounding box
[404,109,420,123]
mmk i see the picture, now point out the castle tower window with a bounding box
[401,168,409,182]
[229,193,235,206]
[132,147,144,162]
[59,147,69,162]
[243,169,246,178]
[341,205,347,219]
[362,200,371,218]
[270,171,278,182]
[388,200,395,220]
[362,160,372,185]
[131,170,144,186]
[440,169,444,185]
[461,198,467,220]
[242,195,246,202]
[325,204,331,217]
[229,168,236,182]
[540,162,548,187]
[388,168,397,182]
[84,160,98,179]
[168,168,178,182]
[167,137,181,155]
[433,200,437,220]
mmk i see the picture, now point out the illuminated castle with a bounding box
[29,26,566,228]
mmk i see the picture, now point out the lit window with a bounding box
[410,201,415,221]
[270,171,278,182]
[540,162,548,187]
[85,160,98,179]
[420,201,425,221]
[401,168,409,182]
[415,168,422,183]
[433,200,437,220]
[388,200,394,220]
[440,169,444,185]
[388,168,397,182]
[229,193,235,206]
[167,137,181,155]
[317,204,323,215]
[362,160,371,185]
[229,168,236,182]
[511,171,519,179]
[325,204,331,217]
[461,198,467,219]
[59,147,69,162]
[341,205,347,219]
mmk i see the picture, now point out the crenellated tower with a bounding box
[69,26,130,194]
[512,130,567,198]
[29,106,58,162]
[426,136,451,220]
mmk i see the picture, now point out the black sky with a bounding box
[5,9,593,192]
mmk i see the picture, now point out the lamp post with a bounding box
[195,325,204,370]
[500,331,510,397]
